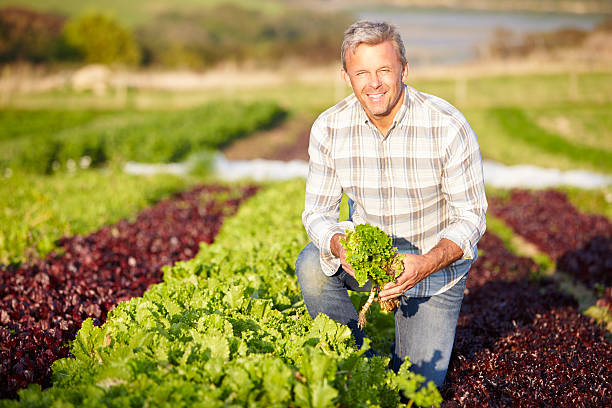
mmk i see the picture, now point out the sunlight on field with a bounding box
[3,65,610,174]
[1,2,612,405]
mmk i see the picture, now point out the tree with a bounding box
[63,12,140,65]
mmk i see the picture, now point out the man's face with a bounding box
[342,41,409,123]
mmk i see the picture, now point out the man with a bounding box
[295,20,487,387]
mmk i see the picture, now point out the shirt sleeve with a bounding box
[302,118,354,276]
[439,113,488,260]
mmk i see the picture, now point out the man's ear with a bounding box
[401,62,410,83]
[341,68,352,88]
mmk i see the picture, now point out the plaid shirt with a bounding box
[302,84,487,298]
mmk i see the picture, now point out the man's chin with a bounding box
[367,107,392,118]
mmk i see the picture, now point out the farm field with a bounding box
[0,62,611,406]
[0,180,610,406]
[0,100,284,264]
[0,183,258,399]
[5,69,611,173]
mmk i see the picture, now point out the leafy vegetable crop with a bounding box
[0,169,190,265]
[489,189,612,319]
[442,232,612,406]
[0,180,442,407]
[0,184,257,399]
[0,101,285,174]
[5,180,610,406]
[341,224,404,328]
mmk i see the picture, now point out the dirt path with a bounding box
[222,113,312,162]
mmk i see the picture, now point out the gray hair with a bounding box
[341,20,407,70]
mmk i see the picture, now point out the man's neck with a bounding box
[369,115,395,136]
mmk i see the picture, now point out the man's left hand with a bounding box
[378,238,464,301]
[379,254,432,301]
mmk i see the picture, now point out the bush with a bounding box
[0,7,68,63]
[486,25,590,59]
[63,12,140,65]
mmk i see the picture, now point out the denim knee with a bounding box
[295,242,328,298]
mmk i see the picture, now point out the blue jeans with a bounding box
[295,242,466,387]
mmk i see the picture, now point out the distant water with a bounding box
[358,8,607,65]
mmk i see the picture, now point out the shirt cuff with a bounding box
[440,224,476,260]
[320,221,354,276]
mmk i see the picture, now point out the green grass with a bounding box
[528,102,612,151]
[463,107,598,171]
[0,168,192,265]
[412,72,612,109]
[487,106,612,173]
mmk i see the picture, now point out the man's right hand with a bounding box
[330,233,357,278]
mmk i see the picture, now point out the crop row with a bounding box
[0,101,285,174]
[0,184,258,399]
[442,232,611,406]
[488,189,612,312]
[0,169,191,265]
[2,181,610,406]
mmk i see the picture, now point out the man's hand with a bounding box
[379,238,463,301]
[379,254,431,301]
[330,233,357,278]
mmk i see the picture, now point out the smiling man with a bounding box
[295,20,488,388]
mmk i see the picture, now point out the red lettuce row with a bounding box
[489,189,612,310]
[441,232,611,406]
[0,184,258,399]
[488,189,611,260]
[444,306,611,407]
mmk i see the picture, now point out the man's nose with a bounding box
[368,73,382,88]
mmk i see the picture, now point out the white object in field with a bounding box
[124,161,188,176]
[482,160,612,189]
[212,155,309,181]
[123,155,612,189]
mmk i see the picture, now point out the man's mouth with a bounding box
[367,92,385,101]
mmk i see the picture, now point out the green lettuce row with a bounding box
[0,102,285,174]
[2,180,441,408]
